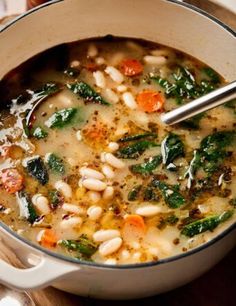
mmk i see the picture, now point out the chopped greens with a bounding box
[17,191,38,223]
[181,210,234,237]
[23,156,49,185]
[32,127,48,139]
[128,185,142,201]
[45,108,77,129]
[161,133,184,167]
[118,133,156,143]
[67,82,110,105]
[60,235,97,259]
[202,67,220,84]
[152,180,186,208]
[49,190,64,208]
[46,153,65,174]
[130,155,162,175]
[34,83,59,99]
[116,140,158,159]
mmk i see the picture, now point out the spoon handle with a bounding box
[161,81,236,125]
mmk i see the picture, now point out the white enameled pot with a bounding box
[0,0,235,300]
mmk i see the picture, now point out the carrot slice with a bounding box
[0,169,23,194]
[136,90,165,113]
[38,229,58,248]
[120,59,143,76]
[124,215,146,231]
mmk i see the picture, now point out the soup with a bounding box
[0,37,235,265]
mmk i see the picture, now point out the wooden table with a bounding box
[0,1,235,305]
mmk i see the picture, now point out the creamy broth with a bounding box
[0,37,235,264]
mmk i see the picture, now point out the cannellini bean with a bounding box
[87,190,101,203]
[99,237,122,256]
[32,194,50,215]
[82,178,107,191]
[36,229,46,243]
[143,55,167,65]
[79,167,104,180]
[105,66,124,84]
[148,247,159,257]
[104,88,119,104]
[100,152,106,163]
[117,85,127,92]
[120,249,131,260]
[93,71,106,88]
[108,142,119,152]
[95,57,105,65]
[93,229,120,242]
[122,92,137,110]
[88,44,98,57]
[103,186,114,200]
[101,164,115,179]
[70,60,80,68]
[62,203,84,215]
[104,153,125,169]
[135,205,162,217]
[60,216,83,229]
[105,258,117,265]
[132,252,141,261]
[87,206,103,221]
[55,180,72,199]
[76,130,82,141]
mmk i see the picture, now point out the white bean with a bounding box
[132,252,141,261]
[105,258,117,265]
[88,44,98,57]
[55,181,72,199]
[93,71,106,88]
[36,229,46,243]
[32,194,50,215]
[62,203,84,215]
[104,153,125,169]
[108,142,119,152]
[101,164,115,179]
[120,249,131,260]
[87,206,103,221]
[79,167,104,180]
[82,178,107,191]
[100,152,106,163]
[143,55,167,66]
[122,92,137,110]
[76,130,82,141]
[93,229,120,242]
[99,237,122,256]
[117,85,127,92]
[95,57,105,65]
[105,66,124,84]
[135,205,161,217]
[87,191,101,203]
[104,88,119,104]
[60,216,83,229]
[103,186,114,200]
[70,60,80,68]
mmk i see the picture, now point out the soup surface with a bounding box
[0,37,235,265]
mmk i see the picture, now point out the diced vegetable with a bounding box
[60,235,97,259]
[124,215,146,231]
[116,140,158,159]
[32,127,48,139]
[24,156,49,185]
[136,90,165,113]
[39,229,58,248]
[181,210,234,237]
[161,133,184,166]
[46,153,65,174]
[128,185,142,201]
[0,169,23,194]
[130,155,162,175]
[67,82,110,105]
[152,180,186,208]
[17,191,38,223]
[118,132,156,143]
[48,189,64,209]
[143,185,160,202]
[120,59,143,76]
[45,108,77,129]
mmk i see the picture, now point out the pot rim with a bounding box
[0,0,235,270]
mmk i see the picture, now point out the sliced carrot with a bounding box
[83,122,107,142]
[0,168,23,194]
[39,229,58,248]
[120,59,143,76]
[136,90,165,113]
[124,215,146,231]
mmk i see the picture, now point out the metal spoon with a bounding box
[161,81,236,125]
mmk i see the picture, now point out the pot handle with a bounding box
[0,229,79,290]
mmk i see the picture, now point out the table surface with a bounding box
[0,1,235,305]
